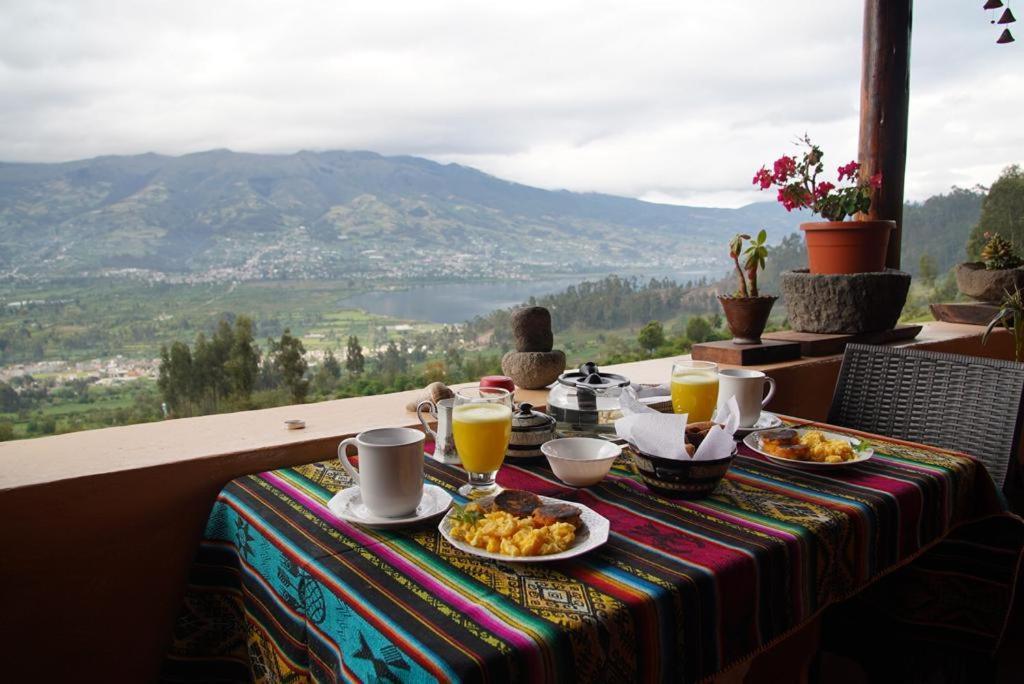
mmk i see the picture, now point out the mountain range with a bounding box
[0,149,797,282]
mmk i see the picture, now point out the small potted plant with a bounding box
[718,230,776,344]
[983,285,1024,362]
[956,232,1024,304]
[754,135,891,274]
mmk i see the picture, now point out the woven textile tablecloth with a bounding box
[163,420,1001,683]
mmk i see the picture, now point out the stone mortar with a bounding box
[780,269,911,334]
[955,262,1024,303]
[501,350,566,390]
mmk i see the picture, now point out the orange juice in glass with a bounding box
[671,360,719,422]
[452,387,513,497]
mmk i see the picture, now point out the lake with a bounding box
[341,270,715,324]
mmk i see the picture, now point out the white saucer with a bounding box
[327,484,453,529]
[734,412,783,438]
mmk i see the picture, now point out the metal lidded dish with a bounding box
[507,402,557,459]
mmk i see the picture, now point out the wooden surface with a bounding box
[859,0,912,270]
[930,302,1001,326]
[691,339,802,365]
[763,324,922,357]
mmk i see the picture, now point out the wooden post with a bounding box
[858,0,913,270]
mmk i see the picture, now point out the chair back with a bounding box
[828,343,1024,491]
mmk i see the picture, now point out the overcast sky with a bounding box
[0,0,1019,207]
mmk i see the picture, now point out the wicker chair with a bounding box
[824,344,1024,674]
[828,343,1024,497]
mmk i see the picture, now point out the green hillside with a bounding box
[0,149,796,280]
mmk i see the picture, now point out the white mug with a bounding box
[416,398,459,465]
[717,369,776,428]
[338,427,425,518]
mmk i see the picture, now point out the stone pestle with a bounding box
[501,306,566,390]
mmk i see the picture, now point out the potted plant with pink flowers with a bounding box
[753,135,891,274]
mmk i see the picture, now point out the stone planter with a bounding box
[954,262,1024,303]
[780,269,910,334]
[718,295,777,344]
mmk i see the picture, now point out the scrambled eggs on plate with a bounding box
[448,509,576,557]
[799,430,856,463]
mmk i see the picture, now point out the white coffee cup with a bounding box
[338,427,425,518]
[717,369,776,428]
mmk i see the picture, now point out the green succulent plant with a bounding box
[728,230,769,297]
[983,285,1024,362]
[981,232,1023,271]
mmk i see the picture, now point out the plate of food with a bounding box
[438,489,609,563]
[744,427,873,468]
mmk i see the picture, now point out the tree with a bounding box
[918,252,937,285]
[226,316,260,398]
[312,349,342,395]
[901,186,984,273]
[759,232,807,294]
[637,321,665,355]
[322,349,342,380]
[686,316,714,344]
[157,341,194,415]
[270,329,308,403]
[444,345,464,372]
[380,340,407,379]
[345,336,365,375]
[424,359,446,383]
[0,381,19,412]
[190,333,217,409]
[967,165,1024,259]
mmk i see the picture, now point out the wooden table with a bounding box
[163,420,1001,683]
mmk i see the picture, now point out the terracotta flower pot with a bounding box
[800,220,894,274]
[718,295,777,345]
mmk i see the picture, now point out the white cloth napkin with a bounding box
[615,388,739,461]
[630,382,671,401]
[693,396,740,461]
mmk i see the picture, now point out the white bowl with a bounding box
[541,438,621,487]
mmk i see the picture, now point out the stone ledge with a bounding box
[0,321,1011,492]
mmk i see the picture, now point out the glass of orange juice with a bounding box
[452,386,513,497]
[671,360,719,422]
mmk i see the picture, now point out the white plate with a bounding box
[733,412,784,438]
[328,484,453,529]
[743,428,874,469]
[438,494,610,563]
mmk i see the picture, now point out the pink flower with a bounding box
[837,161,859,181]
[814,181,835,199]
[869,172,883,189]
[773,156,797,183]
[777,186,809,212]
[752,167,773,189]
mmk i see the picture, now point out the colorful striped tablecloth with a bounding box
[163,420,1001,683]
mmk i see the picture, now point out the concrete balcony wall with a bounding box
[0,322,1014,681]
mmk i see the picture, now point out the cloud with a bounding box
[0,0,1018,206]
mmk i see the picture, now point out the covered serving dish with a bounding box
[546,362,631,435]
[507,403,557,460]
